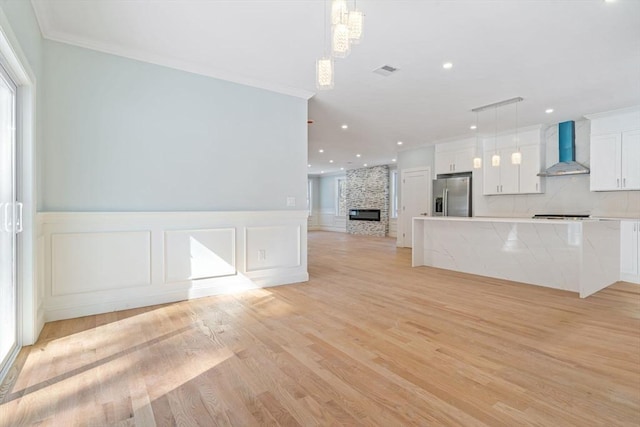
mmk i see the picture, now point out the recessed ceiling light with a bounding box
[392,158,397,162]
[329,160,334,163]
[364,163,368,167]
[470,125,477,130]
[340,167,344,170]
[308,164,311,167]
[320,171,324,174]
[341,124,348,129]
[604,0,616,3]
[356,154,361,157]
[319,149,324,153]
[442,62,453,69]
[397,141,403,145]
[545,108,554,114]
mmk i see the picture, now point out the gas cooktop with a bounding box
[532,214,591,220]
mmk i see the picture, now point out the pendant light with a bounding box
[473,111,482,168]
[317,1,334,90]
[316,58,334,90]
[332,23,350,57]
[331,0,348,25]
[492,106,500,167]
[511,101,522,165]
[347,0,363,44]
[471,97,523,168]
[331,0,350,58]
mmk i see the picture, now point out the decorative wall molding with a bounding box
[38,211,308,321]
[308,209,346,233]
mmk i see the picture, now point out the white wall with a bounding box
[42,40,308,212]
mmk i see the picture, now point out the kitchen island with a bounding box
[412,217,620,297]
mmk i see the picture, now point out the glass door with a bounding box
[0,62,17,375]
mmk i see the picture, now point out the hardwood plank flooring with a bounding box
[1,230,639,426]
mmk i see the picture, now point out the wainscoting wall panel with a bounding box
[164,228,236,282]
[317,209,347,233]
[51,231,152,296]
[245,225,301,272]
[39,211,308,321]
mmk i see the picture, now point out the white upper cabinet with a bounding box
[587,107,640,192]
[482,127,544,195]
[518,144,543,194]
[435,138,475,175]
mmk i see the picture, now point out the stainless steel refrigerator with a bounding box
[432,173,472,217]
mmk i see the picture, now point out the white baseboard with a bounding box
[318,226,346,233]
[39,211,309,322]
[620,273,640,285]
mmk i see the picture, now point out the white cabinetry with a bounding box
[482,127,544,195]
[435,138,475,175]
[621,220,640,284]
[483,148,519,194]
[518,144,543,194]
[588,107,640,191]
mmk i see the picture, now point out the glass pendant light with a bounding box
[347,1,363,44]
[492,106,500,167]
[316,57,334,90]
[473,111,482,169]
[332,22,350,58]
[511,101,522,164]
[331,0,350,58]
[317,0,334,89]
[331,0,348,25]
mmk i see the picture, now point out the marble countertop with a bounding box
[413,216,608,225]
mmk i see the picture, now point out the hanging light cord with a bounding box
[475,111,480,156]
[494,106,498,153]
[515,101,519,151]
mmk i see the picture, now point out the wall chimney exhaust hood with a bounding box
[538,120,590,177]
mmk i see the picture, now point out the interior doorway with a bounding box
[399,167,431,248]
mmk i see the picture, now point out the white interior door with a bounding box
[0,63,17,374]
[400,168,431,248]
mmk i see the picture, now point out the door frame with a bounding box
[398,167,431,248]
[0,8,38,382]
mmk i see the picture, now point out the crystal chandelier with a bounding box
[316,0,364,89]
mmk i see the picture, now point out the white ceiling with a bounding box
[31,0,640,175]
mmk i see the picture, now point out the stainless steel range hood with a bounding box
[538,121,590,177]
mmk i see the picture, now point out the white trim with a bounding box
[0,6,39,387]
[39,210,309,322]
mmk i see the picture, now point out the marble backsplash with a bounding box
[473,119,640,218]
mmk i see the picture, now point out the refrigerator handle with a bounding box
[443,188,448,216]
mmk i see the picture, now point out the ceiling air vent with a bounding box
[373,65,399,77]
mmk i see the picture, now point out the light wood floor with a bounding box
[1,231,639,426]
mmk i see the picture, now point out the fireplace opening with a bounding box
[349,209,381,221]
